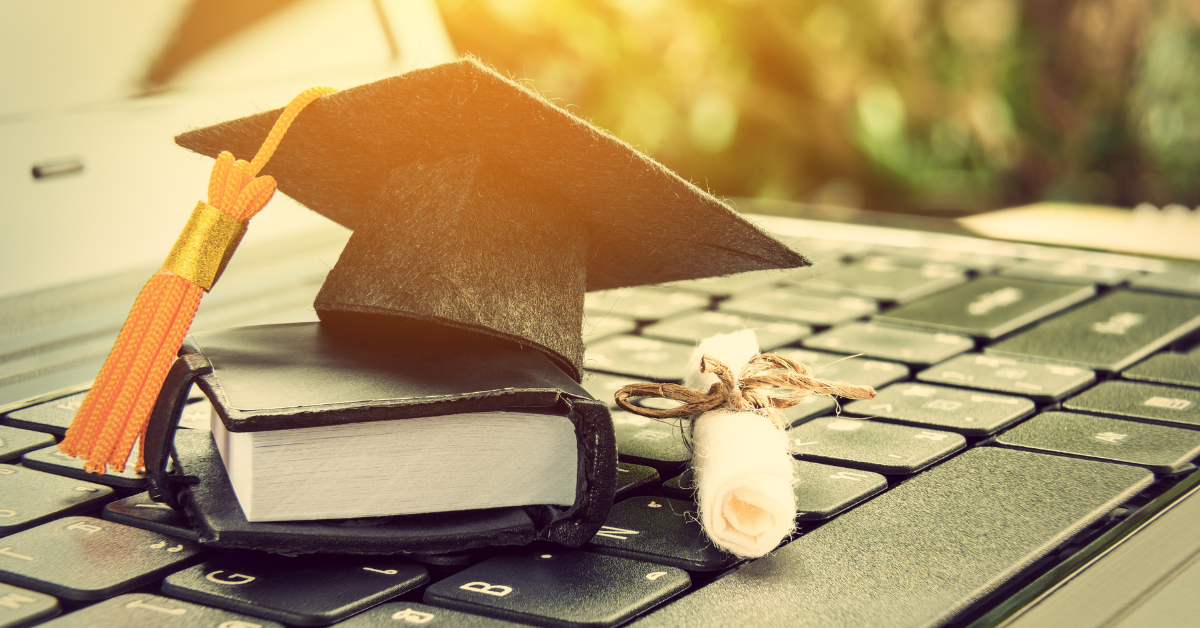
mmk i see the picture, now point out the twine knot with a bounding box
[614,353,877,430]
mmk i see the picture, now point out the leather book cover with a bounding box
[146,322,616,556]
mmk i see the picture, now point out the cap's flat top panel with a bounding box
[192,322,584,412]
[175,58,808,291]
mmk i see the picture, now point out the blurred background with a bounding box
[4,0,1200,297]
[437,0,1200,216]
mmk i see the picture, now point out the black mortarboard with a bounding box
[175,57,808,380]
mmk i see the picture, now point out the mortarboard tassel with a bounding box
[59,86,337,474]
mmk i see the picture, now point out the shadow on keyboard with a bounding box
[2,210,1199,627]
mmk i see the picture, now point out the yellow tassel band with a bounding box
[163,201,246,291]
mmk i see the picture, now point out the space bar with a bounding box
[631,448,1153,628]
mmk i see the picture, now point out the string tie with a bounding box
[614,353,877,430]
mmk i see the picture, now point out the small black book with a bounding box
[144,322,617,556]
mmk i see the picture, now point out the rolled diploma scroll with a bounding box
[685,329,795,558]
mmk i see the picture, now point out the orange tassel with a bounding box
[60,86,336,473]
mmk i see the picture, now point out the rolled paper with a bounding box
[685,329,796,558]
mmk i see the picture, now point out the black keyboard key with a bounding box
[1123,347,1200,389]
[424,550,689,627]
[1,391,85,436]
[660,472,691,500]
[798,256,967,303]
[843,383,1035,437]
[804,322,974,366]
[720,290,877,326]
[792,461,888,520]
[40,593,285,628]
[873,276,1095,339]
[0,465,112,535]
[102,492,199,541]
[630,448,1152,628]
[995,411,1200,474]
[660,461,887,521]
[585,288,709,321]
[330,601,528,627]
[0,427,54,464]
[613,412,690,475]
[581,372,645,409]
[640,311,810,350]
[583,314,638,345]
[0,585,57,628]
[0,516,202,602]
[999,258,1139,285]
[1064,381,1200,429]
[588,496,738,572]
[985,290,1200,372]
[0,583,58,627]
[668,270,784,297]
[882,246,1012,272]
[615,463,660,500]
[21,445,146,489]
[917,353,1095,402]
[776,236,874,263]
[585,336,694,381]
[163,555,428,627]
[788,417,965,474]
[773,348,908,390]
[1130,264,1200,297]
[779,395,837,426]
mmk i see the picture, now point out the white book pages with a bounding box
[211,409,578,522]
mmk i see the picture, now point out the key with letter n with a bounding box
[588,496,740,571]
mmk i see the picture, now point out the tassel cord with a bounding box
[60,86,336,473]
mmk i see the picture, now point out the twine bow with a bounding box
[614,353,877,430]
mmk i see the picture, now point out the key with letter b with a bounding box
[425,551,689,627]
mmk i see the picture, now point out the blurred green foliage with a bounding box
[437,0,1200,215]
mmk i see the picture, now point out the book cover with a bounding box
[145,322,616,555]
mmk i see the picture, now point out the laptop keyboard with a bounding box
[2,215,1200,627]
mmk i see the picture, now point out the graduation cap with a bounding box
[174,57,808,381]
[62,58,808,478]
